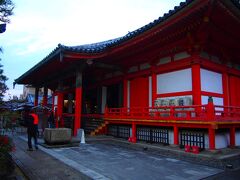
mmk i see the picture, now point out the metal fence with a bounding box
[137,126,169,144]
[180,130,205,149]
[107,124,130,139]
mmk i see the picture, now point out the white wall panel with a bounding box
[200,69,223,94]
[205,133,228,149]
[157,69,192,94]
[54,96,58,105]
[215,133,228,149]
[236,131,240,146]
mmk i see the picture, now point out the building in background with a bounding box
[22,85,52,106]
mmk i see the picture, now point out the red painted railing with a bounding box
[62,113,104,118]
[105,104,240,122]
[214,105,240,121]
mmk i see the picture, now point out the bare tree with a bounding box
[0,0,14,23]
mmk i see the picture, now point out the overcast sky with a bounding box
[0,0,183,100]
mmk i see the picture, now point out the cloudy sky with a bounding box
[0,0,183,100]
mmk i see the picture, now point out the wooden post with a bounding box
[174,126,179,145]
[192,64,201,105]
[52,91,55,113]
[123,79,128,107]
[42,87,48,106]
[152,70,157,107]
[34,87,39,106]
[208,128,215,150]
[57,92,63,128]
[74,70,82,136]
[222,73,229,106]
[230,127,235,148]
[131,123,137,143]
[222,73,229,115]
[207,99,215,121]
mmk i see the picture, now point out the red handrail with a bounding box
[105,104,240,122]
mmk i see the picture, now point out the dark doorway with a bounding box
[84,88,98,114]
[107,83,123,108]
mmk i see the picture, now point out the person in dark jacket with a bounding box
[25,109,38,151]
[47,111,54,128]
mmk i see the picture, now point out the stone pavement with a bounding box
[11,136,90,180]
[10,133,230,180]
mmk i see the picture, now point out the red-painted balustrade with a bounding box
[104,104,240,122]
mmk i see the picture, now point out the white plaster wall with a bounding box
[215,133,229,149]
[54,96,58,106]
[157,68,192,94]
[236,131,240,146]
[200,69,223,94]
[149,76,152,107]
[101,86,107,113]
[204,133,209,149]
[168,130,174,145]
[205,132,229,149]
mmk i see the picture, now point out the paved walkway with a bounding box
[10,134,228,180]
[12,136,90,180]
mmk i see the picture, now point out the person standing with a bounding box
[47,111,54,128]
[25,109,38,151]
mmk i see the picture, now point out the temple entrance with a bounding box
[63,93,75,114]
[107,83,123,108]
[83,88,98,114]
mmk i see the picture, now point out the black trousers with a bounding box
[27,133,38,149]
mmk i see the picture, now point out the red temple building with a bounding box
[15,0,240,150]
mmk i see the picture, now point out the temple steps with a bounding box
[82,117,104,134]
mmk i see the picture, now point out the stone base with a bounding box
[44,128,72,145]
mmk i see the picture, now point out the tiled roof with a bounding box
[15,0,240,84]
[58,0,194,54]
[59,0,240,54]
[15,0,195,84]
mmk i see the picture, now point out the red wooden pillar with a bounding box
[174,126,179,145]
[230,127,235,148]
[123,79,128,107]
[131,122,137,143]
[222,73,229,106]
[207,100,215,120]
[42,87,48,106]
[191,64,201,105]
[74,71,82,136]
[34,87,39,106]
[152,70,157,107]
[56,92,63,128]
[208,128,215,150]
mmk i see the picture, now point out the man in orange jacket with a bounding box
[26,109,39,151]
